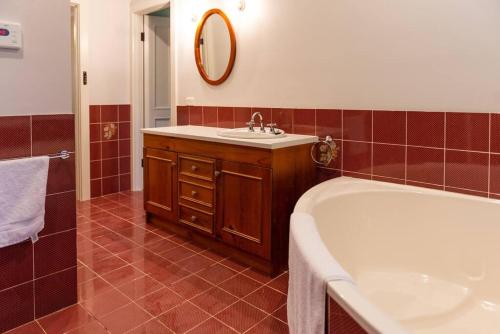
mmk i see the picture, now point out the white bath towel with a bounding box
[288,212,354,334]
[0,156,49,248]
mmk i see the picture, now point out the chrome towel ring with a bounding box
[311,136,338,166]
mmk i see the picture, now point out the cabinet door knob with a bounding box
[191,190,198,197]
[191,165,198,171]
[191,215,198,222]
[215,171,221,177]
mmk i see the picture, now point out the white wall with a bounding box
[0,0,72,116]
[175,0,500,113]
[88,0,130,105]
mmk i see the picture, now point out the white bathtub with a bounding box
[293,177,500,334]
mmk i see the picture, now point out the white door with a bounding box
[144,15,171,128]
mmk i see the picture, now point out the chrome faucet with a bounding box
[246,112,266,132]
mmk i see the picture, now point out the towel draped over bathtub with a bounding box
[288,212,354,334]
[0,156,49,248]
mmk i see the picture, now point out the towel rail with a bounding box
[48,150,70,160]
[0,150,71,163]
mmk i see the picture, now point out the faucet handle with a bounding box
[246,121,255,132]
[267,123,277,134]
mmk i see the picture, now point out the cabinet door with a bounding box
[143,148,178,221]
[216,161,272,260]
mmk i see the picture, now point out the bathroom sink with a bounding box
[218,128,286,139]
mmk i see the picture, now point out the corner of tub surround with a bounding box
[0,113,77,332]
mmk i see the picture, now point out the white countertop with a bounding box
[141,126,318,149]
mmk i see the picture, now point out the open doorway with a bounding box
[131,0,176,191]
[144,9,171,128]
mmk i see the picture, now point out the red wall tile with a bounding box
[490,154,500,194]
[89,105,131,198]
[0,241,33,291]
[0,116,31,160]
[372,144,405,179]
[491,114,500,153]
[406,147,444,185]
[177,106,189,125]
[218,107,235,129]
[34,267,77,318]
[373,110,405,144]
[343,110,372,142]
[89,105,101,123]
[329,297,367,334]
[120,174,132,192]
[34,230,77,278]
[118,105,131,122]
[180,106,500,201]
[271,108,293,134]
[32,115,75,155]
[445,150,489,192]
[342,141,371,174]
[235,107,252,128]
[41,191,76,236]
[203,107,217,127]
[293,109,316,135]
[103,176,120,195]
[446,112,489,151]
[0,282,34,332]
[0,113,76,332]
[101,105,118,123]
[316,109,341,139]
[189,106,203,125]
[407,111,445,148]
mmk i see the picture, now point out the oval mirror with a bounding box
[194,9,236,85]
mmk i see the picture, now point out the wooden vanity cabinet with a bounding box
[143,134,314,275]
[143,148,178,222]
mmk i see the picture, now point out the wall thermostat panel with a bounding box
[0,22,22,50]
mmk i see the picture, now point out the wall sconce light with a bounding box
[238,0,245,11]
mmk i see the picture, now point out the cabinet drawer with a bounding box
[179,180,214,209]
[179,205,214,234]
[179,155,215,182]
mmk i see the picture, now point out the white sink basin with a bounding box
[217,127,286,139]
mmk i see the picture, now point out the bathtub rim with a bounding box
[291,176,500,334]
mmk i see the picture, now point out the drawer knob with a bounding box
[191,165,198,171]
[191,215,198,222]
[191,190,198,197]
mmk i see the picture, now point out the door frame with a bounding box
[130,0,177,192]
[71,0,90,201]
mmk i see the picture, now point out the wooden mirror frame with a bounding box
[194,9,237,86]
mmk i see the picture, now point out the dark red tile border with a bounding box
[177,106,500,199]
[0,116,31,160]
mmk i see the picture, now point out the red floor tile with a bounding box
[126,319,173,334]
[188,318,237,334]
[190,287,238,315]
[218,274,261,298]
[268,272,289,294]
[244,286,287,313]
[215,301,267,333]
[100,303,151,334]
[197,264,238,285]
[116,275,163,300]
[246,316,289,334]
[4,322,45,334]
[65,320,108,334]
[158,302,210,333]
[81,288,131,319]
[38,305,94,334]
[170,275,213,300]
[101,265,144,287]
[135,287,184,316]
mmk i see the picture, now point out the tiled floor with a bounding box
[6,192,289,334]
